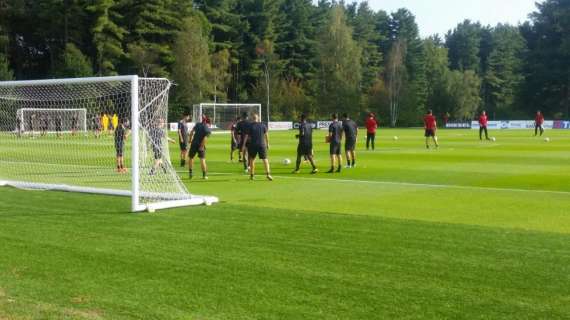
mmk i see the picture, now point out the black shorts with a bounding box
[248,145,267,160]
[330,142,341,155]
[189,144,206,159]
[115,143,124,157]
[179,142,188,151]
[345,138,356,151]
[425,129,436,137]
[297,143,313,156]
[152,146,162,160]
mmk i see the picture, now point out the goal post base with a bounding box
[0,180,219,212]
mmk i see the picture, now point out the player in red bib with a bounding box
[365,113,378,150]
[479,111,490,141]
[535,110,545,136]
[423,110,439,149]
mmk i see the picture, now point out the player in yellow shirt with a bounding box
[102,113,110,133]
[111,113,119,132]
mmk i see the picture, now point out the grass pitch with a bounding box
[1,128,569,319]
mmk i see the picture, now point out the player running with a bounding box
[178,114,190,167]
[479,111,490,141]
[114,118,130,173]
[424,110,439,149]
[293,114,318,174]
[242,113,272,181]
[535,110,545,136]
[188,116,212,180]
[365,112,378,150]
[236,112,251,173]
[230,117,240,162]
[327,113,343,173]
[342,113,358,168]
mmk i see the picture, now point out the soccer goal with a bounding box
[0,75,218,212]
[193,103,262,130]
[16,108,87,134]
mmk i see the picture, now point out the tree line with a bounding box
[0,0,568,125]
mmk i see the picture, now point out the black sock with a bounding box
[189,168,193,175]
[352,159,355,166]
[203,171,206,178]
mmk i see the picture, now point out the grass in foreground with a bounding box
[0,129,569,319]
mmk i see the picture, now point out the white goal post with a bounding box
[193,103,262,130]
[0,75,218,212]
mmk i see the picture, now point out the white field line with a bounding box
[197,171,570,196]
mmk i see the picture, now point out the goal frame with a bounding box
[0,75,218,212]
[193,103,262,128]
[16,107,88,134]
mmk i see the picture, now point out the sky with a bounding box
[349,0,540,37]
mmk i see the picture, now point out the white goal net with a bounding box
[0,76,218,212]
[193,103,262,130]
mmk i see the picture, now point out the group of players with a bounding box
[423,109,548,149]
[16,113,80,138]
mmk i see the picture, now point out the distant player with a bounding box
[178,114,190,167]
[112,113,119,132]
[40,114,49,136]
[102,113,110,133]
[293,114,318,174]
[16,115,22,138]
[71,115,78,136]
[535,110,545,136]
[424,110,439,149]
[114,118,130,173]
[478,111,490,141]
[230,117,240,162]
[55,115,63,138]
[188,116,212,180]
[342,113,358,168]
[93,114,102,138]
[236,112,251,173]
[365,113,378,150]
[149,118,175,175]
[242,113,272,181]
[327,113,343,173]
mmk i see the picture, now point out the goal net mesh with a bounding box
[0,77,199,211]
[193,103,262,130]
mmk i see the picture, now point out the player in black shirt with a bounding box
[327,113,343,173]
[293,114,318,174]
[55,116,63,138]
[178,114,190,167]
[16,116,22,138]
[235,112,251,172]
[114,118,130,173]
[188,116,212,180]
[342,113,358,168]
[230,117,239,162]
[40,115,49,136]
[149,118,175,175]
[242,113,272,181]
[71,115,78,136]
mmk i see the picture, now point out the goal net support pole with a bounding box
[0,75,218,212]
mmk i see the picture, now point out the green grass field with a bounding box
[1,128,569,319]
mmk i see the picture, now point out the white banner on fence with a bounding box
[317,121,333,130]
[268,122,293,131]
[169,122,195,132]
[471,120,553,130]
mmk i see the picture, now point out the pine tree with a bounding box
[55,43,93,78]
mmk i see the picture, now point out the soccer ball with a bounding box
[491,137,496,142]
[393,136,399,141]
[282,158,292,165]
[544,137,550,142]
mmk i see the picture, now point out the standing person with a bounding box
[342,113,358,168]
[188,116,212,180]
[92,113,102,138]
[111,113,119,132]
[149,117,175,175]
[178,114,190,167]
[365,113,378,151]
[16,115,22,138]
[293,114,318,174]
[535,110,545,136]
[55,115,63,138]
[479,111,490,141]
[424,110,439,149]
[114,118,130,173]
[40,114,49,136]
[327,113,343,173]
[71,115,79,136]
[242,113,272,181]
[230,117,240,162]
[102,113,110,134]
[236,112,251,173]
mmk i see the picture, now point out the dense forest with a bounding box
[0,0,569,125]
